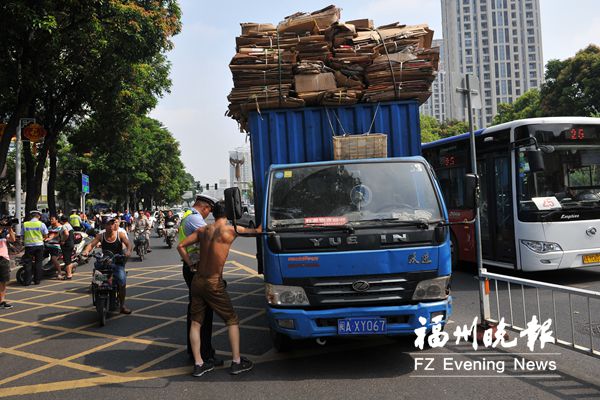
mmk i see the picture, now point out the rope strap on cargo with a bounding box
[376,29,400,100]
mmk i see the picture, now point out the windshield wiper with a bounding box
[355,218,432,230]
[274,223,355,234]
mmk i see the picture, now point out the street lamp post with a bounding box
[15,118,36,235]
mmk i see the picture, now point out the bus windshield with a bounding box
[516,124,600,218]
[268,161,442,229]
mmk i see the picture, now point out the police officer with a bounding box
[178,194,222,366]
[23,210,49,285]
[69,209,82,232]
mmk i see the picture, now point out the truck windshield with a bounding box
[515,124,600,221]
[268,161,442,229]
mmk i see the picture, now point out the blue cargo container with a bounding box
[244,100,453,350]
[248,101,422,222]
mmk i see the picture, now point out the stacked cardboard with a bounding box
[226,5,439,131]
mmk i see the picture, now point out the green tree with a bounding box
[0,0,182,213]
[492,89,542,125]
[62,116,188,210]
[540,45,600,116]
[420,114,441,143]
[439,119,470,138]
[420,115,470,142]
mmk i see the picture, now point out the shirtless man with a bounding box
[177,201,261,377]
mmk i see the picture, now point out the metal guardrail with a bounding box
[481,270,600,357]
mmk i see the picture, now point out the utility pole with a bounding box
[15,118,35,235]
[456,74,489,323]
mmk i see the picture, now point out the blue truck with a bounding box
[224,100,476,350]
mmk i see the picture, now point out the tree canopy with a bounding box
[420,115,470,143]
[0,0,186,213]
[494,45,600,125]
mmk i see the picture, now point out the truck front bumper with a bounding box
[267,297,452,339]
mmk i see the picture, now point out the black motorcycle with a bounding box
[16,232,90,285]
[133,230,148,261]
[164,221,177,249]
[91,250,126,326]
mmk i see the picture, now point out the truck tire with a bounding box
[270,328,292,352]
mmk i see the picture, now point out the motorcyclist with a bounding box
[165,210,178,226]
[82,216,132,314]
[135,210,152,253]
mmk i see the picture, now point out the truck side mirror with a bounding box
[464,173,479,210]
[224,187,243,222]
[526,149,545,172]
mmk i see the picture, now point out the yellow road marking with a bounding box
[129,347,186,373]
[228,260,260,276]
[0,256,269,397]
[229,248,257,260]
[0,374,149,398]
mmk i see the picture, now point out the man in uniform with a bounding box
[69,209,82,232]
[23,210,49,285]
[178,194,220,366]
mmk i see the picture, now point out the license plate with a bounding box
[337,318,387,335]
[583,253,600,264]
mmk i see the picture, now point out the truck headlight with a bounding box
[521,240,563,254]
[265,284,309,306]
[412,276,450,301]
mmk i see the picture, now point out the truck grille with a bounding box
[283,271,438,308]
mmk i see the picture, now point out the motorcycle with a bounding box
[91,250,126,326]
[133,230,148,261]
[16,231,92,285]
[164,221,177,249]
[156,221,165,238]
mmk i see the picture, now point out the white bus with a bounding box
[423,117,600,271]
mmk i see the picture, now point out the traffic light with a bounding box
[206,183,210,190]
[214,183,218,190]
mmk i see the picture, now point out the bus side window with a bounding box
[438,168,466,209]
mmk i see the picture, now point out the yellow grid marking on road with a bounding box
[0,257,270,397]
[229,248,257,260]
[228,260,260,276]
[129,347,186,373]
[0,347,123,384]
[1,271,190,350]
[0,374,150,398]
[0,293,190,388]
[0,269,186,327]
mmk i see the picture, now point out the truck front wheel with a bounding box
[270,328,292,352]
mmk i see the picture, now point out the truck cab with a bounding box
[259,157,452,347]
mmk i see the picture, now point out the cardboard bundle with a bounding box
[278,5,341,33]
[227,5,439,131]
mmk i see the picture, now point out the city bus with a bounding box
[422,117,600,272]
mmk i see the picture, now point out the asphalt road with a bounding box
[1,233,599,400]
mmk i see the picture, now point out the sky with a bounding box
[149,0,600,185]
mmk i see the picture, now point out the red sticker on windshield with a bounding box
[304,217,348,226]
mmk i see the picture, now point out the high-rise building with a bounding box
[420,39,447,123]
[441,0,544,127]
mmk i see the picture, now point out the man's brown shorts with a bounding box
[190,275,239,326]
